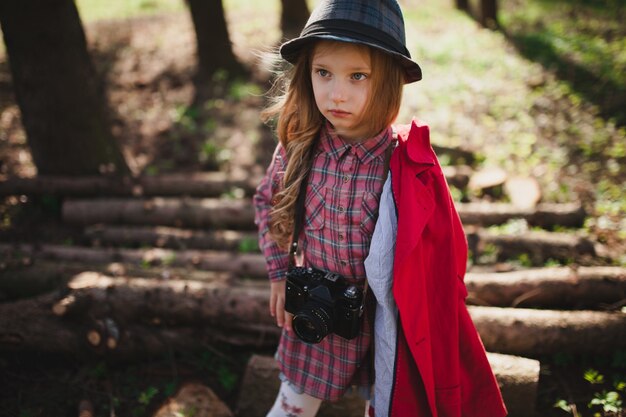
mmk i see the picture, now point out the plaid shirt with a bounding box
[253,122,393,401]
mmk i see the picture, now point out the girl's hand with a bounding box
[270,280,293,332]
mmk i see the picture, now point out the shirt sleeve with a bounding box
[253,143,290,282]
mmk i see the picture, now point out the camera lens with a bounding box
[292,304,333,344]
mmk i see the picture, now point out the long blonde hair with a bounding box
[262,41,404,249]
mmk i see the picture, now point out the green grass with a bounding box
[75,0,183,22]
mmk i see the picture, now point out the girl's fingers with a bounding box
[284,311,293,332]
[269,290,277,317]
[275,294,285,327]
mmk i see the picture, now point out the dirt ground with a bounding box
[0,11,624,417]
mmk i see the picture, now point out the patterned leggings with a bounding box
[266,381,371,417]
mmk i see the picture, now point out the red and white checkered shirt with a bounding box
[253,122,393,401]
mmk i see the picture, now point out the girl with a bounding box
[254,1,508,416]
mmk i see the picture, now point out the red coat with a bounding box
[388,119,507,417]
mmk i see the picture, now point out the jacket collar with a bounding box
[394,118,436,170]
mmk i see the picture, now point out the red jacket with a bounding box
[388,119,507,417]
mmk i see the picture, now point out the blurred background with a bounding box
[0,0,624,416]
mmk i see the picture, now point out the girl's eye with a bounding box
[317,69,329,77]
[352,73,368,81]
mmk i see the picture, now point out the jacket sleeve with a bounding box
[253,143,290,282]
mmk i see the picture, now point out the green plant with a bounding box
[237,237,259,253]
[138,386,159,405]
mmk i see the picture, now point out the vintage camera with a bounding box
[285,266,364,344]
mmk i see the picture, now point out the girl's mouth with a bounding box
[329,109,350,118]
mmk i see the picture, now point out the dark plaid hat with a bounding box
[280,0,422,83]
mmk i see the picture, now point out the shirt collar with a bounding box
[319,122,393,165]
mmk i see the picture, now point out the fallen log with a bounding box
[0,173,258,197]
[457,202,586,228]
[0,291,280,358]
[64,198,586,231]
[50,272,274,329]
[84,225,258,252]
[2,269,623,357]
[432,144,476,166]
[63,198,256,229]
[469,305,626,357]
[0,263,68,300]
[465,266,626,309]
[471,230,599,265]
[236,353,539,417]
[0,170,469,197]
[0,243,267,278]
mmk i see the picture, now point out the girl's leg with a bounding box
[364,400,371,417]
[266,381,322,417]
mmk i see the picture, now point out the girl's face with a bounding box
[310,41,372,142]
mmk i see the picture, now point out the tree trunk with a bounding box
[186,0,245,80]
[280,0,310,41]
[469,305,626,357]
[85,225,258,251]
[465,266,626,309]
[455,0,470,12]
[0,243,268,278]
[480,0,499,29]
[0,173,257,197]
[62,198,255,229]
[457,202,586,228]
[0,0,129,176]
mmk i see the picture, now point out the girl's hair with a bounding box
[262,41,404,249]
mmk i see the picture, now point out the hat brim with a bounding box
[280,34,422,84]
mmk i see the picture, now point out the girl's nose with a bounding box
[330,81,346,103]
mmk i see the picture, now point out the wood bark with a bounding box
[0,0,129,175]
[62,198,585,230]
[84,225,258,252]
[470,229,599,265]
[238,353,539,417]
[0,169,470,197]
[186,0,245,80]
[0,173,257,197]
[465,266,626,309]
[457,202,586,228]
[0,274,624,356]
[480,0,499,28]
[62,198,256,230]
[280,0,310,40]
[469,305,626,357]
[0,243,268,278]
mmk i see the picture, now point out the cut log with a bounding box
[0,170,468,197]
[64,199,586,230]
[469,305,626,357]
[441,165,472,189]
[154,382,234,417]
[84,225,258,252]
[465,266,626,309]
[432,144,476,166]
[236,354,539,417]
[457,202,586,228]
[470,229,599,265]
[50,272,275,329]
[0,243,267,278]
[0,291,280,357]
[0,173,258,197]
[63,198,255,229]
[504,176,542,209]
[0,263,68,300]
[487,353,540,417]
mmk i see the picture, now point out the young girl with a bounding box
[254,1,508,416]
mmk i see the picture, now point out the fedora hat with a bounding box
[280,0,422,83]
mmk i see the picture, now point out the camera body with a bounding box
[285,266,364,344]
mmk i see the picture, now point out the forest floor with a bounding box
[0,0,624,416]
